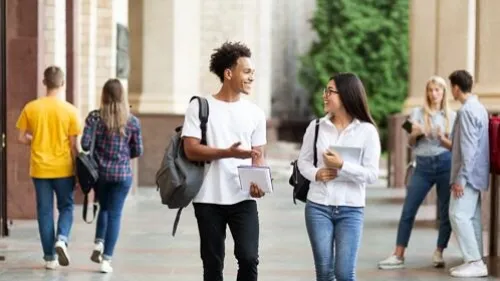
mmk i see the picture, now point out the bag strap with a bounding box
[89,111,100,156]
[189,96,210,164]
[82,193,98,224]
[172,207,183,237]
[313,118,320,167]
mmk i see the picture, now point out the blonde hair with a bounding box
[423,76,451,134]
[100,79,130,136]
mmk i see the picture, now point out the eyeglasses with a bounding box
[323,88,339,97]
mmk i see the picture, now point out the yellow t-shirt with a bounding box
[16,96,82,178]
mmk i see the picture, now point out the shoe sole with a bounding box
[434,261,445,268]
[55,246,70,266]
[100,268,113,273]
[378,264,405,270]
[450,272,488,278]
[91,250,102,264]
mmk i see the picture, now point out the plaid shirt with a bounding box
[81,110,143,182]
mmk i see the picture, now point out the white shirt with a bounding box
[297,115,381,207]
[181,95,267,205]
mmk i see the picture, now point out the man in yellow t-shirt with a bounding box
[16,66,82,270]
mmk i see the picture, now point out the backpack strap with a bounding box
[172,207,184,237]
[189,96,210,164]
[313,118,320,167]
[82,193,98,224]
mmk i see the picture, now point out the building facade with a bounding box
[0,0,317,222]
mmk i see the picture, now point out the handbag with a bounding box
[76,111,100,223]
[288,118,320,204]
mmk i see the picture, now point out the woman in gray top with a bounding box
[378,76,456,270]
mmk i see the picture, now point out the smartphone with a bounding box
[402,119,412,133]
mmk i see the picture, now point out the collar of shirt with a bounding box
[320,114,361,131]
[464,94,478,104]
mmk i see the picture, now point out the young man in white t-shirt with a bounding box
[181,42,267,281]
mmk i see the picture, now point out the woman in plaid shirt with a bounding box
[81,78,143,273]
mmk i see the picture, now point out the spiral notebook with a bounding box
[237,165,274,193]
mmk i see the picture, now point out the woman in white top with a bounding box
[298,73,381,281]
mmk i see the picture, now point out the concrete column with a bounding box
[40,0,67,100]
[79,0,98,115]
[403,0,438,112]
[474,0,500,109]
[129,0,199,114]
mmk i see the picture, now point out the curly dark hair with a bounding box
[209,41,252,82]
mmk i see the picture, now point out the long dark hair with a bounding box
[331,73,376,126]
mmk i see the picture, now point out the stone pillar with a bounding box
[79,0,98,115]
[129,0,202,186]
[6,0,40,219]
[41,0,67,100]
[404,0,438,111]
[473,0,500,110]
[129,0,199,114]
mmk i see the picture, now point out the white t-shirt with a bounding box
[181,95,267,205]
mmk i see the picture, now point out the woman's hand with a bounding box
[411,122,427,137]
[315,168,338,182]
[436,127,452,150]
[323,149,344,169]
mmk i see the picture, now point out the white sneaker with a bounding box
[378,255,405,269]
[432,250,445,268]
[450,260,488,278]
[449,262,467,273]
[55,240,70,266]
[100,260,113,273]
[90,242,104,264]
[45,260,59,270]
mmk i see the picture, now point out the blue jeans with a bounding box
[396,151,452,249]
[32,177,75,261]
[94,177,132,260]
[305,201,364,281]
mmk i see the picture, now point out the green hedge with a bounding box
[299,0,409,150]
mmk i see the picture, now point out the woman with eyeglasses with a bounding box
[297,73,381,281]
[378,75,455,270]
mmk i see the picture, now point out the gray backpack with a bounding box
[155,96,209,236]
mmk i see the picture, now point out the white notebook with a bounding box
[237,165,274,193]
[328,145,363,164]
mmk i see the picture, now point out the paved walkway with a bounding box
[0,142,498,280]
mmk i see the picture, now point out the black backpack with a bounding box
[76,110,100,223]
[288,118,320,204]
[155,96,209,236]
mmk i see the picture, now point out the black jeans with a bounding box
[193,200,259,281]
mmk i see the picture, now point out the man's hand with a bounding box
[451,183,464,199]
[227,142,261,159]
[250,182,265,198]
[323,149,344,169]
[315,168,338,182]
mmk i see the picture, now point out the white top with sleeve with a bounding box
[297,115,381,207]
[181,95,267,205]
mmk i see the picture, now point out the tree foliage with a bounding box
[299,0,409,149]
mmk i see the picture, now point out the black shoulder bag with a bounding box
[288,118,320,204]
